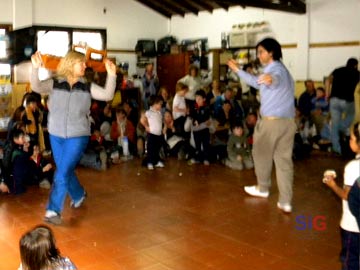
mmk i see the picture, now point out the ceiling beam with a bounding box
[287,0,306,12]
[180,0,205,14]
[166,0,199,15]
[221,0,306,14]
[155,0,187,17]
[213,1,231,11]
[187,0,214,13]
[134,0,173,18]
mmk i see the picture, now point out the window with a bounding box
[0,25,11,78]
[35,26,106,58]
[0,29,7,59]
[73,31,103,50]
[37,30,69,57]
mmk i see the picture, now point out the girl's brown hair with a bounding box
[20,225,61,270]
[352,122,360,145]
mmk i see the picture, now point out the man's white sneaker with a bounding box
[155,161,165,168]
[244,185,269,198]
[277,202,292,213]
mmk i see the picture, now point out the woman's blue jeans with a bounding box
[47,134,89,214]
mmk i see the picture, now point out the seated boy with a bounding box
[9,129,32,194]
[225,121,254,171]
[79,130,107,170]
[29,144,53,189]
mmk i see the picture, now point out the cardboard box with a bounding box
[229,32,257,47]
[220,51,233,64]
[170,45,181,54]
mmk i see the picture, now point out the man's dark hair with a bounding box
[346,58,358,68]
[256,38,282,61]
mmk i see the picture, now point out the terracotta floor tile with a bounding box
[113,253,159,270]
[161,256,212,270]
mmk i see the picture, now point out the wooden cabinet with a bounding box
[157,52,191,96]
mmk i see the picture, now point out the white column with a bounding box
[13,0,33,30]
[294,3,310,80]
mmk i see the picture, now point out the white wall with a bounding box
[0,0,13,23]
[308,0,360,78]
[170,0,360,81]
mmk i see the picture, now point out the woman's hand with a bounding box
[31,52,43,68]
[104,59,116,76]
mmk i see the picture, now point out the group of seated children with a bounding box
[81,78,256,172]
[139,81,255,171]
[0,128,53,195]
[1,91,54,195]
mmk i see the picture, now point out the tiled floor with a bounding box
[0,150,348,270]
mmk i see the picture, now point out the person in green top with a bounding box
[225,121,253,171]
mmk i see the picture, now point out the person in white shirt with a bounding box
[323,121,360,270]
[140,96,164,170]
[177,64,202,102]
[172,82,189,133]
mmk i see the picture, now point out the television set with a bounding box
[135,39,156,57]
[157,36,177,55]
[5,27,37,65]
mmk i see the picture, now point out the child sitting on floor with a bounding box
[225,121,253,170]
[29,144,53,189]
[19,224,77,270]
